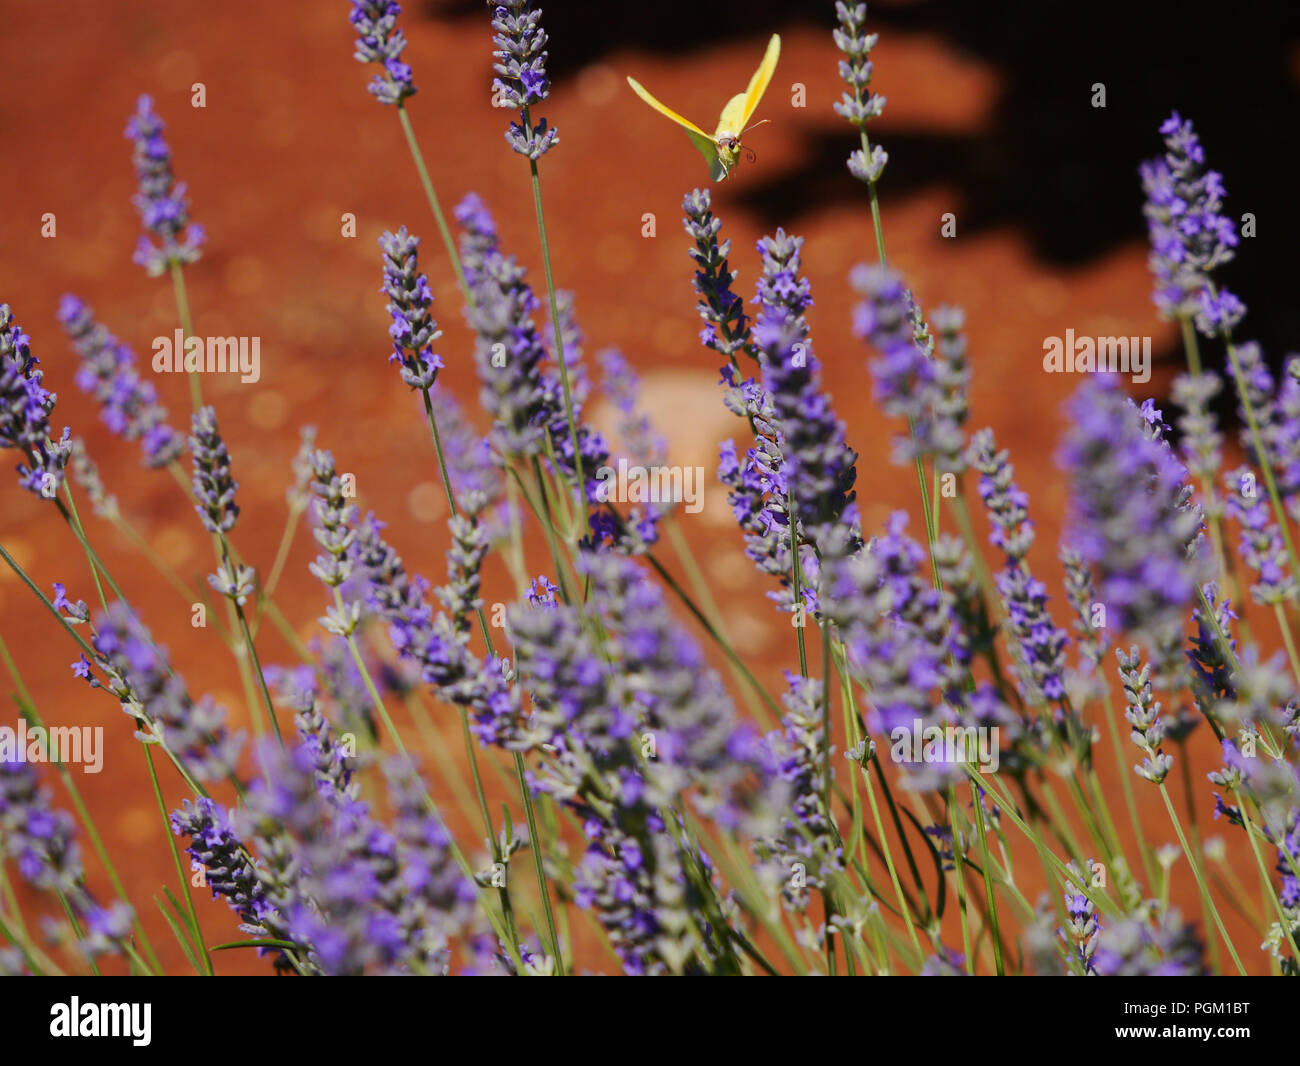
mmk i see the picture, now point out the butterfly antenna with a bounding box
[741,118,771,136]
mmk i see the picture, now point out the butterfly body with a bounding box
[627,34,780,181]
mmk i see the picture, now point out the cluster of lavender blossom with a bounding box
[2,0,1298,979]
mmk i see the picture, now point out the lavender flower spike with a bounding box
[0,758,134,960]
[1058,376,1208,678]
[190,406,239,534]
[758,674,844,913]
[456,194,547,458]
[755,230,857,548]
[1225,465,1298,606]
[57,295,184,467]
[0,304,71,499]
[853,264,953,470]
[490,1,558,158]
[970,428,1068,706]
[1117,647,1173,785]
[833,2,887,183]
[1140,111,1241,336]
[379,228,444,391]
[682,189,751,366]
[189,407,254,603]
[456,192,608,504]
[171,796,300,970]
[350,1,417,105]
[76,602,245,782]
[125,95,204,277]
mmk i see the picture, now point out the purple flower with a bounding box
[1139,111,1239,333]
[969,429,1068,707]
[1170,370,1224,493]
[754,230,857,548]
[1117,646,1173,784]
[171,796,299,970]
[439,510,490,634]
[58,296,184,466]
[1058,376,1208,675]
[1092,908,1207,976]
[456,195,549,458]
[600,350,665,471]
[592,350,666,555]
[125,96,204,277]
[1060,865,1100,975]
[821,513,977,791]
[756,674,843,912]
[1187,584,1236,717]
[0,304,71,499]
[490,1,558,158]
[0,758,134,959]
[307,448,359,602]
[717,434,801,612]
[853,264,964,470]
[0,758,84,896]
[383,755,477,971]
[349,1,417,105]
[79,602,245,782]
[1223,342,1300,515]
[833,2,887,182]
[930,306,972,473]
[1061,546,1109,700]
[234,739,414,975]
[189,406,239,534]
[455,194,609,504]
[508,551,759,972]
[51,582,89,625]
[525,574,560,608]
[317,449,522,747]
[1225,465,1296,606]
[682,192,826,609]
[682,189,751,366]
[190,407,254,602]
[538,291,610,507]
[378,228,444,391]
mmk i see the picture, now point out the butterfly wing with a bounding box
[626,76,720,173]
[715,33,781,138]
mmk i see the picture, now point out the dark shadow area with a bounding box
[432,0,1300,394]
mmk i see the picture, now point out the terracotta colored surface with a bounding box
[1,1,1297,973]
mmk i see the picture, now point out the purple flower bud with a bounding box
[833,3,886,180]
[125,96,203,276]
[189,406,239,534]
[350,1,417,105]
[490,1,558,158]
[378,228,444,391]
[0,304,71,499]
[1140,111,1239,333]
[57,296,184,467]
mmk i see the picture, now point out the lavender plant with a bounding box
[4,1,1300,985]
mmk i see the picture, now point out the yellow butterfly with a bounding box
[626,33,780,181]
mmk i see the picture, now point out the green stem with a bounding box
[788,490,808,677]
[396,105,472,309]
[144,745,211,975]
[169,263,202,412]
[1157,782,1245,974]
[521,112,587,521]
[968,783,1004,975]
